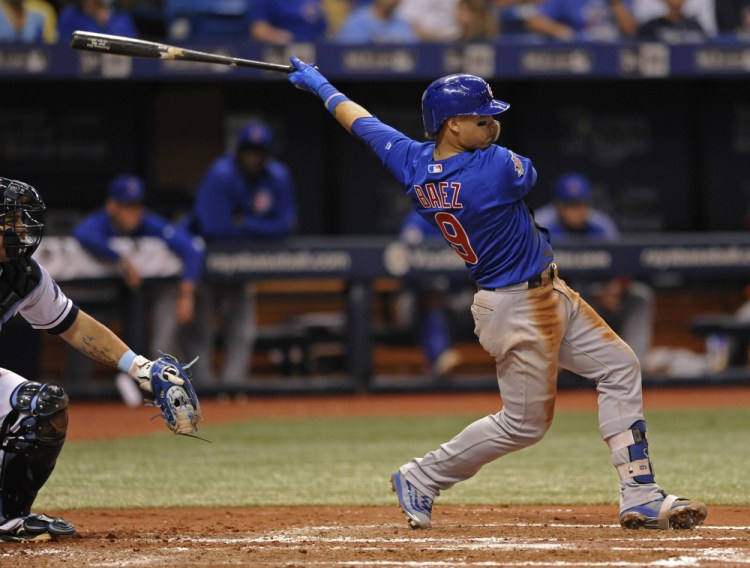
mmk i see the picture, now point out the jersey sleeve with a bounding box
[142,213,205,282]
[72,211,119,261]
[18,262,78,334]
[483,146,537,203]
[351,117,422,186]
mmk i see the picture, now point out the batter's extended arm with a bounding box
[287,56,371,132]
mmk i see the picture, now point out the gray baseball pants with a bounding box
[400,275,664,512]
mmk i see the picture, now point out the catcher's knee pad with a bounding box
[0,382,69,519]
[607,420,655,484]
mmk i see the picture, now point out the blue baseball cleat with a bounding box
[620,492,707,530]
[390,470,434,529]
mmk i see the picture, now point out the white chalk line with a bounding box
[3,524,750,567]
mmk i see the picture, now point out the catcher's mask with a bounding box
[0,177,45,260]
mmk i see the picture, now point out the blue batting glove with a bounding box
[288,55,330,97]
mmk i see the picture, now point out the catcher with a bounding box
[0,177,201,542]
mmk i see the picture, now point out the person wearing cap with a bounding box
[285,59,707,532]
[72,174,205,401]
[534,172,655,364]
[183,120,298,386]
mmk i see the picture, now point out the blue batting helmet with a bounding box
[421,74,509,139]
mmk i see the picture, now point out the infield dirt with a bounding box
[2,387,748,567]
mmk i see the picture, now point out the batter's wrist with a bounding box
[317,83,350,114]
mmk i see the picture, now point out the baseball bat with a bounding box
[69,31,295,73]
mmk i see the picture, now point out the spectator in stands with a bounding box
[322,0,350,36]
[533,173,655,364]
[493,0,544,36]
[118,0,166,39]
[336,0,417,43]
[715,0,750,38]
[0,0,57,43]
[249,0,328,44]
[58,0,138,40]
[183,120,297,386]
[522,0,637,42]
[72,174,204,403]
[636,0,707,42]
[456,0,499,40]
[398,210,469,378]
[163,0,248,41]
[396,0,461,41]
[633,0,716,37]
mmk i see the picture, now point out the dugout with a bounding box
[1,40,749,395]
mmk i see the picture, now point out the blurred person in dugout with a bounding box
[72,174,204,402]
[0,0,57,43]
[184,120,298,386]
[533,173,655,365]
[57,0,138,41]
[398,210,473,378]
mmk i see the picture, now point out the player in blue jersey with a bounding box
[183,121,298,386]
[287,57,707,531]
[73,174,204,403]
[73,174,204,360]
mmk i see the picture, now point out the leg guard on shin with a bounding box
[607,420,655,484]
[0,382,69,520]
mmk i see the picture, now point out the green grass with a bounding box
[37,407,750,510]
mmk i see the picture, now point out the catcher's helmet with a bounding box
[421,74,509,139]
[0,178,45,260]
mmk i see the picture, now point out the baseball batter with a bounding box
[0,178,191,541]
[287,58,707,530]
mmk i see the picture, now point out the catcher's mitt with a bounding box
[146,354,202,436]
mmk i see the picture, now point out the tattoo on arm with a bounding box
[77,332,120,367]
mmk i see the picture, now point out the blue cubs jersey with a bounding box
[352,117,554,288]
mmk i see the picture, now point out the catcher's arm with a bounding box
[60,310,201,435]
[59,309,134,369]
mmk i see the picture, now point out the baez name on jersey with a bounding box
[413,181,463,210]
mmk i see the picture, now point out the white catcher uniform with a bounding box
[0,259,79,537]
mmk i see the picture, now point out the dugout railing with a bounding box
[14,234,750,399]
